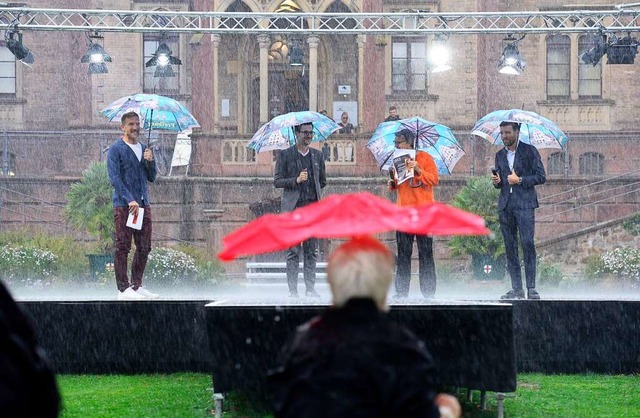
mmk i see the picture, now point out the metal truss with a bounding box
[0,7,639,35]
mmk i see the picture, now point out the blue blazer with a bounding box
[274,146,326,213]
[494,141,546,211]
[106,138,157,208]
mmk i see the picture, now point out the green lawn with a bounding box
[57,373,640,418]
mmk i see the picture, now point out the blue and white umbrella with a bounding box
[248,111,340,153]
[471,109,569,149]
[100,93,200,133]
[366,117,466,175]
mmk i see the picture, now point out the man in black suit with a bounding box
[491,122,546,300]
[274,122,327,298]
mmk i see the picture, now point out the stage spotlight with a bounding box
[289,42,303,66]
[498,38,526,75]
[606,34,639,64]
[580,33,607,66]
[154,64,176,78]
[81,34,112,74]
[5,30,35,65]
[145,40,181,76]
[430,35,452,73]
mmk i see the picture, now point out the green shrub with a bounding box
[145,247,199,286]
[0,245,58,286]
[449,176,504,259]
[537,258,564,287]
[176,244,226,284]
[583,254,607,284]
[622,213,640,236]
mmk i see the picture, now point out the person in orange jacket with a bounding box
[387,128,439,298]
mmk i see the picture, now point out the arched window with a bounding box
[546,35,570,99]
[547,152,568,175]
[578,35,602,98]
[579,152,604,175]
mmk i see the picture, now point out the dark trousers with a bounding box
[286,238,318,293]
[395,231,436,297]
[113,206,153,292]
[499,204,536,290]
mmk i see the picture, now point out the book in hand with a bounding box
[126,208,144,230]
[392,149,416,185]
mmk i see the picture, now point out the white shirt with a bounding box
[124,140,143,162]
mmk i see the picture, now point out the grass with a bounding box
[57,373,640,418]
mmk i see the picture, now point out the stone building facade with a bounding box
[1,0,639,275]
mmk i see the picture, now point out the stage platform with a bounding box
[16,296,640,400]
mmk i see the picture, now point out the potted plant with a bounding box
[448,176,506,280]
[65,161,115,278]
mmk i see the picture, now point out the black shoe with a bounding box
[500,289,525,300]
[289,291,299,298]
[527,288,540,300]
[305,289,320,298]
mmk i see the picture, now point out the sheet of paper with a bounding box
[126,207,144,230]
[392,149,416,185]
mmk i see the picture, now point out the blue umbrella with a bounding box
[248,111,340,153]
[471,109,569,149]
[100,93,200,134]
[366,117,466,175]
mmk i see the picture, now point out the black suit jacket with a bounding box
[274,146,326,213]
[494,141,546,211]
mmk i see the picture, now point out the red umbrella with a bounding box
[218,192,489,261]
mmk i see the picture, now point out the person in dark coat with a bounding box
[268,236,460,418]
[274,122,327,298]
[492,121,546,300]
[0,281,60,418]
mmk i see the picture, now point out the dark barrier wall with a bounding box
[18,301,212,373]
[513,300,640,373]
[205,303,517,398]
[16,300,640,385]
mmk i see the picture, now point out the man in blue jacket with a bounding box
[492,122,546,300]
[107,111,159,300]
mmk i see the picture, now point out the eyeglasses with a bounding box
[299,130,314,136]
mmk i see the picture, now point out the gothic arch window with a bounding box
[579,152,604,175]
[578,35,602,98]
[547,151,569,175]
[546,35,570,99]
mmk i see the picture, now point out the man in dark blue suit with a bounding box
[274,122,327,298]
[491,122,546,300]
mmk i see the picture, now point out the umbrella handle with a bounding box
[148,109,153,142]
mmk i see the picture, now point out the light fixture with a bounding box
[580,32,607,66]
[5,29,35,66]
[430,34,452,73]
[606,34,639,64]
[498,35,526,75]
[145,35,182,77]
[289,40,303,66]
[81,32,112,74]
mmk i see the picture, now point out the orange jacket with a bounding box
[391,151,439,206]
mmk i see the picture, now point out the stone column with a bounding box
[308,36,319,111]
[211,34,221,133]
[357,35,366,129]
[258,35,271,124]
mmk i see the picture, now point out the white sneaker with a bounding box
[135,287,160,300]
[118,286,146,301]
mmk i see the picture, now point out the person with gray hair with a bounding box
[268,236,461,418]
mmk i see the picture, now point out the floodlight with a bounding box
[429,35,452,73]
[81,34,112,74]
[145,42,182,69]
[606,35,639,64]
[498,40,526,75]
[289,43,303,66]
[5,30,35,65]
[154,64,176,78]
[580,33,607,66]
